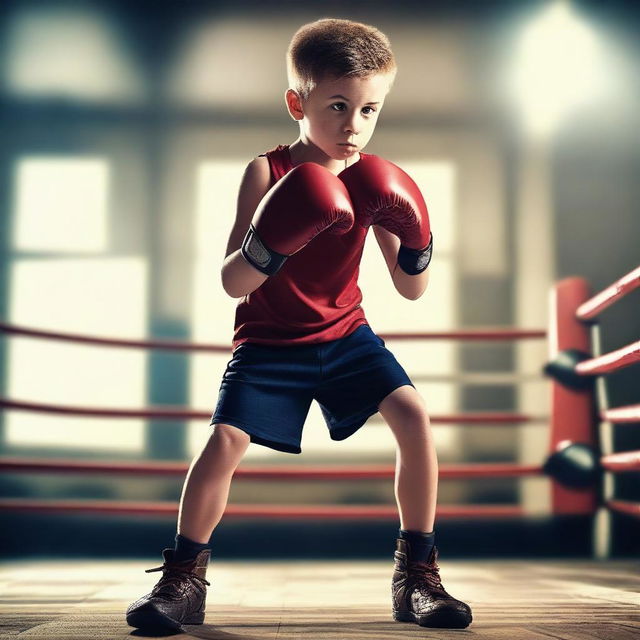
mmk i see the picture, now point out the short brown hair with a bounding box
[286,18,397,100]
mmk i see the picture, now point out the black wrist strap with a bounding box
[397,233,433,275]
[241,224,288,276]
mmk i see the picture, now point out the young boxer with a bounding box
[127,17,472,631]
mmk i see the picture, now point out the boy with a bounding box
[126,17,472,631]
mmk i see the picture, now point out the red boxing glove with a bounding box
[242,163,354,276]
[340,155,433,275]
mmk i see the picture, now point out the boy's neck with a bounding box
[288,139,360,175]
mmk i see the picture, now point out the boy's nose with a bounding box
[344,119,360,136]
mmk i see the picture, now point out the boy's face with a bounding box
[287,72,393,160]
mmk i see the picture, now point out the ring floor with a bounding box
[1,557,638,639]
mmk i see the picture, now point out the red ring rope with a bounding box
[0,457,544,479]
[0,498,527,519]
[0,398,546,424]
[0,321,546,350]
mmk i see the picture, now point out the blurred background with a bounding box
[0,0,638,559]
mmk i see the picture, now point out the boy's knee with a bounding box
[211,422,251,449]
[380,385,425,415]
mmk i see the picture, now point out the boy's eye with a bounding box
[330,103,377,116]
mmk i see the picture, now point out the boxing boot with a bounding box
[126,547,211,631]
[392,539,472,628]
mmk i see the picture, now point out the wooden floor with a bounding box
[0,557,638,639]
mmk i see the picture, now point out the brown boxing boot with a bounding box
[392,539,472,628]
[126,548,211,631]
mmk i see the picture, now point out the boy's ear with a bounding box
[285,89,304,121]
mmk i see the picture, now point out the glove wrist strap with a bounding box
[241,225,288,276]
[397,233,433,275]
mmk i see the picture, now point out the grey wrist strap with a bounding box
[397,233,433,275]
[241,224,288,276]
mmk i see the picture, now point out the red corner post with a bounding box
[548,277,598,514]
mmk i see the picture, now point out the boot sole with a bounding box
[126,604,204,630]
[393,608,472,629]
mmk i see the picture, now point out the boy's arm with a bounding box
[372,224,430,301]
[221,157,271,298]
[223,160,355,298]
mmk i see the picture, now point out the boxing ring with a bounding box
[0,265,638,548]
[1,266,639,640]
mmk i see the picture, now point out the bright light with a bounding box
[512,0,603,138]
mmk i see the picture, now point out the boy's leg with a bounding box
[126,422,250,631]
[378,385,437,533]
[378,384,472,629]
[177,423,251,543]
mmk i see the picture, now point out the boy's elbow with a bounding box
[399,288,425,301]
[221,270,245,299]
[393,266,430,300]
[221,251,244,298]
[221,263,238,298]
[407,281,430,301]
[221,280,238,299]
[409,280,430,300]
[221,251,269,298]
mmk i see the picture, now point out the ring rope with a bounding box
[576,265,640,321]
[0,398,547,424]
[0,457,545,479]
[0,321,546,350]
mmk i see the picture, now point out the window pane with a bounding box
[6,258,148,451]
[13,157,109,252]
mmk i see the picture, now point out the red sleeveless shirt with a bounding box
[231,144,370,349]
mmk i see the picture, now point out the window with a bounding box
[5,156,147,452]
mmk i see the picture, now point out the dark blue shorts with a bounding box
[210,323,415,454]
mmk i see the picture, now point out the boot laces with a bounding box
[145,561,211,596]
[408,559,445,591]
